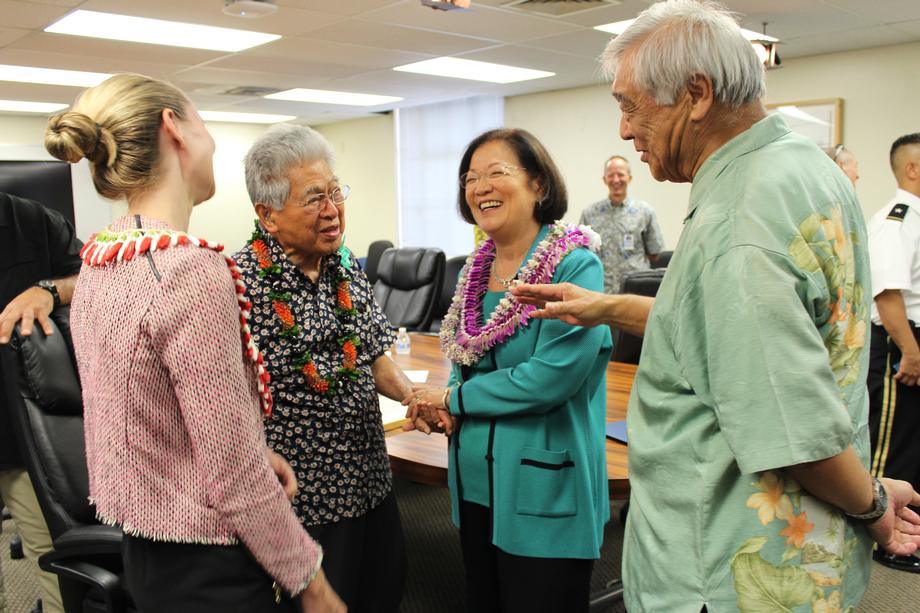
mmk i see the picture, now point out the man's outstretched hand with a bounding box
[512,282,609,328]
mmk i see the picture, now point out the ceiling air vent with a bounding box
[502,0,620,18]
[219,85,282,97]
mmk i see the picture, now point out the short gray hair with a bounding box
[244,123,336,210]
[601,0,765,108]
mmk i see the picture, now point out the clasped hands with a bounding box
[401,385,455,435]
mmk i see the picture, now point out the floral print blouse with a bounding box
[234,229,396,526]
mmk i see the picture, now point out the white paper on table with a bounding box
[378,394,408,427]
[404,370,429,383]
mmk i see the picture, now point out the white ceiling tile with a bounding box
[0,27,30,48]
[201,54,368,80]
[303,19,499,54]
[783,25,918,57]
[78,0,342,37]
[0,0,71,29]
[358,1,581,44]
[456,44,599,78]
[521,29,616,60]
[246,37,430,68]
[0,47,186,76]
[890,19,920,38]
[9,32,223,66]
[821,0,920,23]
[273,0,402,17]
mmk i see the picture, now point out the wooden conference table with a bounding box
[385,334,634,500]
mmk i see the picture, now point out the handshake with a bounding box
[400,386,456,435]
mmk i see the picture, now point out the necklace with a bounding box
[439,221,600,366]
[79,226,274,416]
[248,222,359,394]
[491,261,518,288]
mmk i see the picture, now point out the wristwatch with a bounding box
[34,279,61,310]
[846,477,888,524]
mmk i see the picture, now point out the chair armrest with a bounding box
[39,555,128,612]
[52,525,123,557]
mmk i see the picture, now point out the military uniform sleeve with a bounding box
[868,210,914,297]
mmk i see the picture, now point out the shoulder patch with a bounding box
[887,203,909,221]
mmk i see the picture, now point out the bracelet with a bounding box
[442,387,451,410]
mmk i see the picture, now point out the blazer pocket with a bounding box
[515,447,577,518]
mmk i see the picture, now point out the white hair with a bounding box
[244,123,336,210]
[601,0,765,108]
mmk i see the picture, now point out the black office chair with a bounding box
[650,250,673,269]
[373,247,445,332]
[0,307,135,613]
[611,268,667,364]
[427,255,467,333]
[364,239,394,286]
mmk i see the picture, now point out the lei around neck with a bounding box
[79,225,273,416]
[439,221,600,366]
[247,221,360,394]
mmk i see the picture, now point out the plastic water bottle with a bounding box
[395,327,411,355]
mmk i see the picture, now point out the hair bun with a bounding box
[45,111,117,168]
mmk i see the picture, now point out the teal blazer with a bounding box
[446,241,613,559]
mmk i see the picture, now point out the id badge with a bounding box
[622,233,635,251]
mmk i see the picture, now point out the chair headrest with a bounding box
[376,247,445,291]
[11,306,82,416]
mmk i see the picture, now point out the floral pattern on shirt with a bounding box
[789,207,867,388]
[733,471,860,613]
[234,231,396,526]
[728,206,869,612]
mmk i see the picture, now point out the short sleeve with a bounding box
[642,209,665,255]
[353,269,396,360]
[868,219,913,297]
[676,246,854,474]
[44,207,83,278]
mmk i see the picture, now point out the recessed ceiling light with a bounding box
[265,89,402,107]
[594,19,779,42]
[45,10,280,52]
[0,64,112,87]
[393,57,554,84]
[0,99,68,114]
[199,110,295,124]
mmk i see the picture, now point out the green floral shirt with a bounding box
[623,114,873,613]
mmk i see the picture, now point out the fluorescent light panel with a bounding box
[265,89,402,107]
[199,110,295,124]
[393,57,554,84]
[45,10,280,52]
[594,19,779,42]
[0,64,112,87]
[0,99,68,113]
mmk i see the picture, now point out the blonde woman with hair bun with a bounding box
[46,73,344,613]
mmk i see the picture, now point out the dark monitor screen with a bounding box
[0,160,75,226]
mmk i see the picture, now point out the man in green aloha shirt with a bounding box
[513,1,920,612]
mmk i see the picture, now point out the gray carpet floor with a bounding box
[3,479,920,612]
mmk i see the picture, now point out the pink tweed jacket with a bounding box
[71,215,320,595]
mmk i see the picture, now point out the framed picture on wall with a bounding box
[766,98,843,151]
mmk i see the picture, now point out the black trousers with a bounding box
[122,535,296,613]
[458,500,594,613]
[869,323,920,491]
[305,491,407,613]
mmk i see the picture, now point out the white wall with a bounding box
[315,115,398,257]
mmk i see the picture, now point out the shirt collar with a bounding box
[894,188,920,209]
[685,113,792,222]
[609,197,631,208]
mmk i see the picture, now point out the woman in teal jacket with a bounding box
[406,128,612,613]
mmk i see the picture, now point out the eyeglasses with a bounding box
[832,144,845,162]
[459,164,522,190]
[296,184,350,213]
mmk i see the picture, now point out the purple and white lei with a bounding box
[439,220,601,366]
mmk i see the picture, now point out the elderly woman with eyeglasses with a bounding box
[405,128,612,613]
[233,123,410,613]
